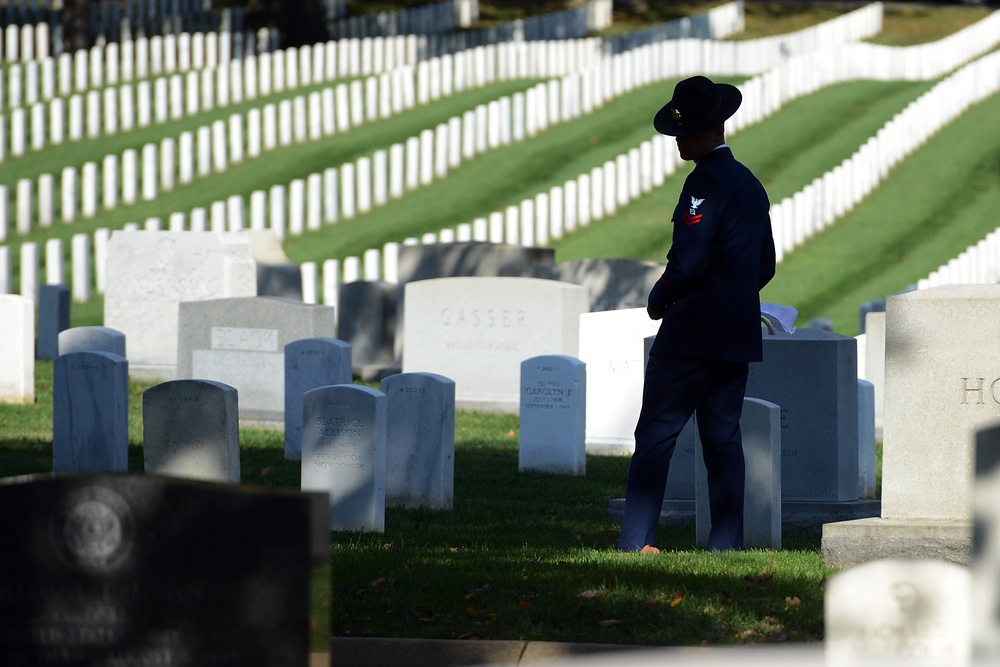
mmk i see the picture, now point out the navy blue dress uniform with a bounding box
[618,76,776,553]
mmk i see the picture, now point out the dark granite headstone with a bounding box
[37,284,71,360]
[0,473,325,667]
[337,281,397,378]
[530,258,663,312]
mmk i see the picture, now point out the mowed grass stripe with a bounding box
[758,87,1000,334]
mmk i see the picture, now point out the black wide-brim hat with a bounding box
[653,75,742,137]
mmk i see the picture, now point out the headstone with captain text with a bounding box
[301,384,387,531]
[284,337,353,461]
[519,355,586,475]
[177,296,336,428]
[52,351,129,473]
[403,277,588,413]
[143,379,241,483]
[381,372,455,509]
[103,231,257,381]
[0,473,323,667]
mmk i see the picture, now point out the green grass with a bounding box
[0,364,829,646]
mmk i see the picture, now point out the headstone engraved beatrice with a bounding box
[381,372,455,509]
[301,384,387,531]
[143,379,241,482]
[519,355,586,475]
[825,559,972,666]
[0,474,321,667]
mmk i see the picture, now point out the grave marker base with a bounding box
[821,517,971,567]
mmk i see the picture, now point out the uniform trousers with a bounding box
[617,353,749,552]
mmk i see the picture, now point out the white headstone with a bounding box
[0,295,34,404]
[519,355,586,475]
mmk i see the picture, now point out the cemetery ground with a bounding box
[5,360,835,647]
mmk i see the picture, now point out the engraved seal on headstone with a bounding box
[50,486,135,573]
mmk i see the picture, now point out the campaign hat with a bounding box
[653,75,742,137]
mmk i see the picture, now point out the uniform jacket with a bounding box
[647,145,776,363]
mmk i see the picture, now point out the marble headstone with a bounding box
[531,258,663,312]
[380,372,455,509]
[284,337,352,461]
[52,351,129,472]
[58,325,126,358]
[694,397,782,550]
[143,379,240,482]
[825,559,971,666]
[337,281,397,378]
[301,384,387,531]
[0,294,34,404]
[519,355,586,475]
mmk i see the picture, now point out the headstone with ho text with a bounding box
[301,384,387,531]
[142,379,241,483]
[381,372,456,509]
[403,276,588,413]
[52,351,129,473]
[519,354,586,475]
[284,337,352,461]
[0,473,326,667]
[177,296,336,428]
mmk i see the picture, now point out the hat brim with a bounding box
[653,83,742,137]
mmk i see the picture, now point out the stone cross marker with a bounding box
[0,473,321,666]
[143,379,241,482]
[825,559,972,666]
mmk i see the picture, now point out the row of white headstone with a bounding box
[769,45,1000,263]
[2,125,683,307]
[0,1,887,154]
[0,36,610,160]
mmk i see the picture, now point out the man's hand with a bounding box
[647,303,664,320]
[647,278,669,320]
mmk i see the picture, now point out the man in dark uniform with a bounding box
[618,76,776,553]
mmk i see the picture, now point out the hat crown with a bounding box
[670,76,723,125]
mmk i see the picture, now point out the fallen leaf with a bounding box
[518,600,533,612]
[466,607,479,617]
[598,619,623,628]
[577,589,603,599]
[670,593,684,607]
[506,430,516,438]
[785,596,802,609]
[459,633,484,640]
[739,629,755,639]
[259,466,273,478]
[744,573,773,583]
